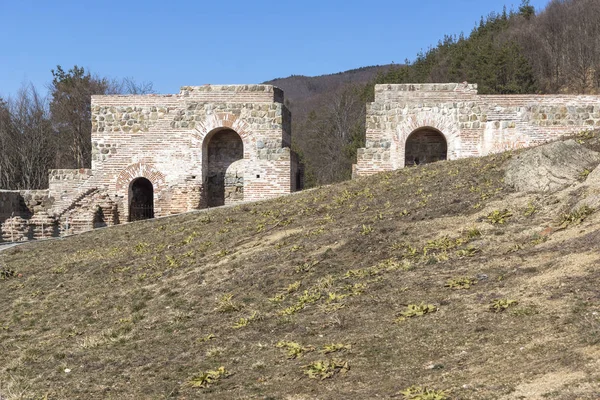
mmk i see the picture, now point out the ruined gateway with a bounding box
[353,83,600,176]
[2,82,600,243]
[0,85,300,242]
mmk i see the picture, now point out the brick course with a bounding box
[0,84,298,243]
[354,83,600,176]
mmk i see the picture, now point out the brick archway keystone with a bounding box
[115,163,166,194]
[194,113,252,142]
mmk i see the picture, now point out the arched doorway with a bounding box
[404,127,447,167]
[204,128,244,207]
[129,177,154,221]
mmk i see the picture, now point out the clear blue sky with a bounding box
[0,0,549,99]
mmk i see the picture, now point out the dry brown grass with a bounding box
[2,133,600,399]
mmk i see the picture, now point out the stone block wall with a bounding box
[354,83,600,176]
[0,190,55,242]
[51,84,296,228]
[0,191,27,220]
[1,84,299,243]
[48,169,93,214]
[0,190,52,218]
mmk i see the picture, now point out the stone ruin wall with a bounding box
[6,82,600,244]
[0,190,55,242]
[86,85,295,220]
[1,85,298,243]
[354,83,600,176]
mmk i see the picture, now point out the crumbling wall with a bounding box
[84,84,293,220]
[0,190,55,242]
[206,129,244,206]
[354,83,600,177]
[4,85,298,242]
[224,159,245,205]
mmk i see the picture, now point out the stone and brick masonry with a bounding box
[2,82,600,243]
[0,85,300,242]
[353,83,600,176]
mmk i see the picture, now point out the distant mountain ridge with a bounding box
[263,64,394,107]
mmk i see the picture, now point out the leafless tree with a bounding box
[118,77,155,95]
[49,65,110,169]
[0,85,55,189]
[516,0,600,93]
[295,85,365,185]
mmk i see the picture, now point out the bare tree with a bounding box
[118,77,155,95]
[1,67,157,189]
[0,97,18,188]
[0,85,55,189]
[516,0,600,93]
[563,0,598,92]
[49,65,110,169]
[295,85,365,185]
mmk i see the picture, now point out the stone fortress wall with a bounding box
[3,82,600,243]
[353,83,600,176]
[0,85,299,243]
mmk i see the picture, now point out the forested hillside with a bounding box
[265,65,392,108]
[374,0,600,94]
[284,0,600,186]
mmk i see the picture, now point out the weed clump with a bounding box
[302,359,349,380]
[361,224,373,235]
[215,294,242,313]
[185,366,229,388]
[579,168,592,181]
[0,267,16,280]
[276,341,314,359]
[396,303,438,323]
[196,334,215,344]
[489,299,518,312]
[232,311,259,329]
[560,206,594,226]
[399,386,449,399]
[445,277,476,289]
[487,209,512,224]
[523,201,538,216]
[320,343,351,354]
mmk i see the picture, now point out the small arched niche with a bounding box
[203,128,244,207]
[129,177,154,221]
[405,127,448,167]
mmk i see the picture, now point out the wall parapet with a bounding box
[374,83,478,102]
[180,85,284,103]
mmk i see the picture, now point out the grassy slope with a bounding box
[2,135,600,400]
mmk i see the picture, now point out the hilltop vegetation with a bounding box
[264,65,392,108]
[282,0,600,186]
[2,132,600,399]
[374,0,600,95]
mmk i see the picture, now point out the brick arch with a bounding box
[404,127,448,166]
[115,163,166,194]
[194,112,252,143]
[395,111,462,167]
